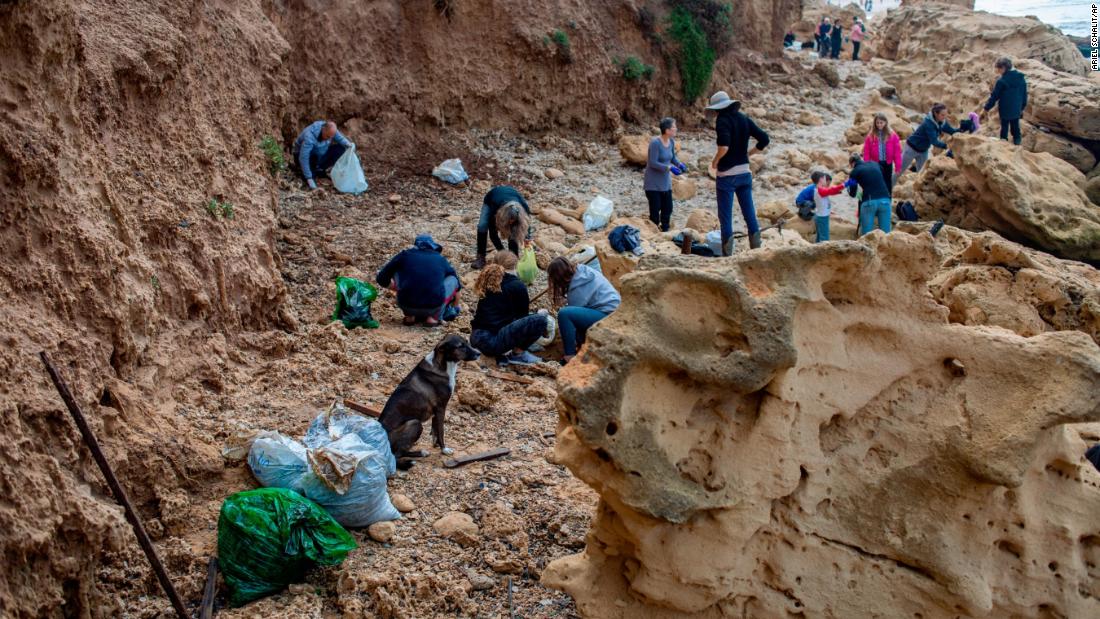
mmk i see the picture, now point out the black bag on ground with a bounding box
[895,201,918,222]
[796,200,816,221]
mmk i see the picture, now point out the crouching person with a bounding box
[376,234,461,326]
[293,120,353,190]
[470,251,547,366]
[548,257,621,365]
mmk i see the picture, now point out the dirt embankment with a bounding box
[0,0,800,616]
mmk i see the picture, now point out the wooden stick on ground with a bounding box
[199,557,218,619]
[343,399,383,418]
[39,351,189,619]
[486,370,535,385]
[443,447,511,468]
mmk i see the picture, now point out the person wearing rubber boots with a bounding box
[706,91,769,255]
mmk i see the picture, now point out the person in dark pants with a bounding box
[473,185,533,269]
[861,112,902,195]
[850,17,864,61]
[979,57,1028,146]
[818,17,832,57]
[292,120,354,190]
[847,154,893,235]
[376,234,461,326]
[830,23,843,59]
[645,117,685,232]
[470,251,547,366]
[706,91,770,255]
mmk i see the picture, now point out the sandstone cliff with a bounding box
[544,229,1100,618]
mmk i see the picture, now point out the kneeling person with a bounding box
[376,234,461,326]
[470,251,547,366]
[293,120,354,190]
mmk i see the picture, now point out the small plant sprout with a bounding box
[260,135,287,177]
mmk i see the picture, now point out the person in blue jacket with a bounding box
[978,57,1028,145]
[898,103,958,179]
[292,120,354,190]
[376,234,461,326]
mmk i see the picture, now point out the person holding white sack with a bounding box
[292,120,355,190]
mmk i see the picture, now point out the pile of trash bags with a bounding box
[218,487,357,606]
[332,277,379,329]
[248,405,400,528]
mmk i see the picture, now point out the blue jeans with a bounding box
[859,198,893,235]
[558,306,609,356]
[715,173,757,255]
[814,215,830,242]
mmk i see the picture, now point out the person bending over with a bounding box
[473,185,533,269]
[292,120,354,190]
[899,103,958,178]
[548,258,620,364]
[847,154,893,235]
[470,251,547,366]
[376,234,461,326]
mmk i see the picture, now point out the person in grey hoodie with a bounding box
[645,117,686,232]
[547,258,621,363]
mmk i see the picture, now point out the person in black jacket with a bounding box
[706,91,770,255]
[376,234,461,326]
[829,23,843,59]
[473,185,533,269]
[847,154,893,235]
[818,17,832,57]
[470,251,548,366]
[979,57,1028,145]
[898,103,959,179]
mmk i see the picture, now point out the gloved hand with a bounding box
[676,163,687,174]
[307,178,318,190]
[348,142,356,151]
[843,178,856,189]
[670,166,683,176]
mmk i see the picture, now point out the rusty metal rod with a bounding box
[39,351,189,619]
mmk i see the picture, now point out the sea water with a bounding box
[974,0,1093,37]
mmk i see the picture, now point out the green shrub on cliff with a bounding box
[619,56,655,81]
[667,6,714,102]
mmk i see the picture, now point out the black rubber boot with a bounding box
[749,232,762,249]
[471,254,486,270]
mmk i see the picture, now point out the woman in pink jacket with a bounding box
[862,113,902,195]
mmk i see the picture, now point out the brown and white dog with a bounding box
[379,334,480,468]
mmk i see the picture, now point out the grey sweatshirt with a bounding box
[567,264,621,313]
[644,137,682,192]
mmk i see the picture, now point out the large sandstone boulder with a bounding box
[913,135,1100,263]
[543,230,1100,618]
[874,4,1100,146]
[684,209,718,233]
[671,174,697,201]
[618,135,651,166]
[1020,126,1097,173]
[876,3,1088,75]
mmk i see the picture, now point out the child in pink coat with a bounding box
[862,112,903,195]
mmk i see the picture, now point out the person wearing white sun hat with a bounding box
[706,91,769,255]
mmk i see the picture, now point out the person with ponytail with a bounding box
[547,257,620,364]
[470,251,547,366]
[473,185,534,269]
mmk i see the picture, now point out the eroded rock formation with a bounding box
[911,135,1100,263]
[544,230,1100,618]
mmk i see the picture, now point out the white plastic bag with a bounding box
[331,148,369,194]
[583,196,614,231]
[535,309,557,348]
[432,158,469,185]
[706,230,724,256]
[247,410,400,528]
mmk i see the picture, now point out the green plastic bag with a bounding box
[217,488,357,607]
[332,276,379,329]
[517,247,539,285]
